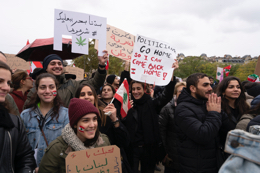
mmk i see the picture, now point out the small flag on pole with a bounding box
[30,61,43,73]
[114,79,131,118]
[216,67,224,82]
[223,65,232,77]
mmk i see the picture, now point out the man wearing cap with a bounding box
[25,52,108,108]
[106,74,120,90]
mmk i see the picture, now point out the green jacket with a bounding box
[5,93,20,116]
[25,69,106,108]
[38,134,110,173]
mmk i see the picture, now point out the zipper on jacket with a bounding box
[7,131,15,173]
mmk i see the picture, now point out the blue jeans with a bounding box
[219,126,260,173]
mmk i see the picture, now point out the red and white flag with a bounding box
[30,61,43,73]
[223,65,232,77]
[114,79,131,118]
[105,59,109,70]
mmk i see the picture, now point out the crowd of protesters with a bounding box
[1,50,260,173]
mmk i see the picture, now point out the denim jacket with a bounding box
[20,106,69,166]
[219,126,260,172]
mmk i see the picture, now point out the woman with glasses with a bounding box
[10,70,33,113]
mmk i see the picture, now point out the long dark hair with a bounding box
[73,126,100,147]
[25,73,63,122]
[216,76,249,119]
[75,84,107,126]
[0,61,12,111]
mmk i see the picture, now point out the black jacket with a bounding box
[247,95,260,131]
[159,98,179,170]
[175,88,222,173]
[0,108,36,173]
[122,80,176,167]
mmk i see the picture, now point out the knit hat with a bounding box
[69,98,99,127]
[42,54,63,70]
[246,83,260,98]
[106,75,116,84]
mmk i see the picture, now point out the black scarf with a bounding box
[0,107,15,129]
[133,94,160,145]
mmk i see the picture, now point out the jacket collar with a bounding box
[177,88,206,105]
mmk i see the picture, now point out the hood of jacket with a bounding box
[177,88,206,106]
[251,95,260,108]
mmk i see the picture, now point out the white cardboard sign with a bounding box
[130,35,176,86]
[54,9,107,56]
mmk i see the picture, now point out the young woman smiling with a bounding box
[75,84,132,173]
[21,73,69,169]
[123,61,178,173]
[38,98,110,173]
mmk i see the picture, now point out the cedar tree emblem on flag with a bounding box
[114,79,131,118]
[79,126,85,133]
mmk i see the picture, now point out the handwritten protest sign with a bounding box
[130,35,176,86]
[254,56,260,76]
[95,24,135,61]
[6,57,30,71]
[54,9,107,56]
[66,145,121,173]
[64,66,84,80]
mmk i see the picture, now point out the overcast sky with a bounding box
[1,0,260,58]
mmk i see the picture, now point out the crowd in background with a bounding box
[1,50,260,173]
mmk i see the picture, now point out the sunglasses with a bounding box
[26,77,33,80]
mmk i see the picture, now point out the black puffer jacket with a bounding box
[0,108,36,173]
[159,98,179,170]
[175,88,222,173]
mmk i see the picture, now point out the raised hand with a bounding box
[206,93,221,113]
[98,50,108,67]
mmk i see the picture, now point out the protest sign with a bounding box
[130,35,176,86]
[66,145,121,173]
[254,56,260,76]
[95,24,135,61]
[6,56,30,71]
[54,9,107,56]
[64,66,84,80]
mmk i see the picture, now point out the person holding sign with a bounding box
[38,98,110,173]
[25,51,108,108]
[122,60,178,173]
[21,73,69,170]
[75,83,132,173]
[0,61,36,172]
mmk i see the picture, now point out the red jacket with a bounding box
[10,90,28,113]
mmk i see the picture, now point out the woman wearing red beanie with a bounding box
[75,84,132,173]
[38,98,110,173]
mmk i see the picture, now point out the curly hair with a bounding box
[24,73,63,122]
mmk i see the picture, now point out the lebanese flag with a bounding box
[114,79,131,118]
[216,67,224,82]
[248,74,259,82]
[30,61,43,73]
[105,59,109,70]
[79,126,85,133]
[223,65,232,77]
[73,64,76,67]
